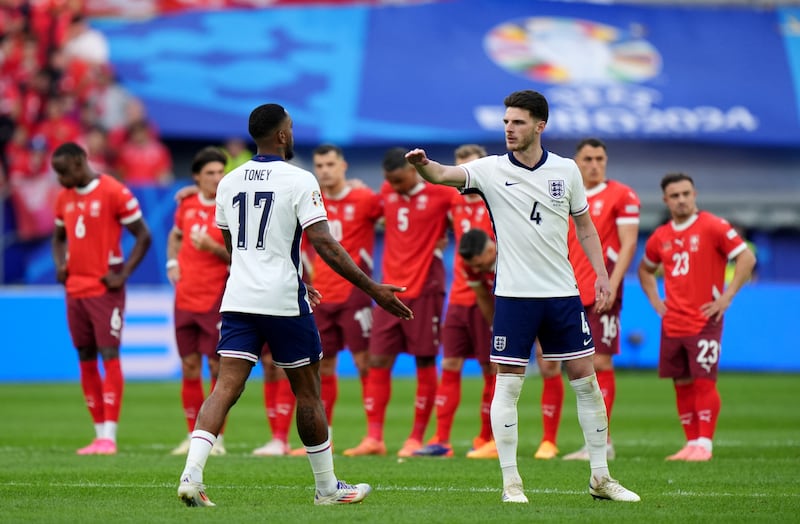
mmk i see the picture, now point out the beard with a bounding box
[285,140,295,161]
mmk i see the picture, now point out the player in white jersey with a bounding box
[405,90,639,504]
[177,103,412,508]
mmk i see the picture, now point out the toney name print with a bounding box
[243,169,271,181]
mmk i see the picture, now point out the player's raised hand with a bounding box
[405,149,430,167]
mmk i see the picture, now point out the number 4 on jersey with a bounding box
[530,201,542,224]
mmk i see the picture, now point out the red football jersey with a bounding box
[173,193,228,312]
[643,211,747,337]
[54,174,142,298]
[461,259,495,294]
[448,192,493,306]
[568,180,640,306]
[312,186,382,303]
[380,181,457,299]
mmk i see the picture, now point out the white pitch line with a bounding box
[1,480,797,498]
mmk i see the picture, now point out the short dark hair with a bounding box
[455,144,487,161]
[248,103,288,141]
[191,146,227,174]
[313,143,344,158]
[458,228,490,260]
[660,172,694,192]
[52,142,86,159]
[504,90,548,122]
[575,137,607,153]
[382,147,410,172]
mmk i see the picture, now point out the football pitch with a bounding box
[1,371,798,523]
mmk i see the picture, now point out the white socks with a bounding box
[570,374,610,479]
[491,373,525,486]
[182,430,216,483]
[305,439,337,495]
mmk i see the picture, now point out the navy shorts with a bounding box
[490,295,595,367]
[217,312,323,369]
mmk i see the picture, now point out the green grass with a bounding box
[1,371,798,523]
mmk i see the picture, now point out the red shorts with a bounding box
[442,304,492,363]
[585,300,621,356]
[174,298,222,360]
[658,319,723,380]
[315,289,373,358]
[66,287,126,349]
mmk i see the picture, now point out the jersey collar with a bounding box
[252,154,284,162]
[670,212,700,232]
[585,181,608,197]
[75,177,101,195]
[507,149,548,171]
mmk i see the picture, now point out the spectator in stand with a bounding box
[413,144,497,459]
[33,95,81,152]
[167,146,230,457]
[86,65,132,133]
[344,147,456,458]
[115,120,173,186]
[51,142,152,455]
[81,124,113,174]
[107,98,158,153]
[7,134,60,241]
[221,137,252,172]
[639,173,756,462]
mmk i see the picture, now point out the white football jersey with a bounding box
[216,155,327,316]
[461,151,588,298]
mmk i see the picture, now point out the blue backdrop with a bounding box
[93,1,800,146]
[1,279,796,382]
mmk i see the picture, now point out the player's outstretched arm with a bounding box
[405,148,466,188]
[305,221,413,320]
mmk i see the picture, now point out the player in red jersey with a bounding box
[51,142,151,455]
[344,147,457,457]
[639,173,755,462]
[252,233,319,457]
[411,144,496,458]
[166,147,230,457]
[556,138,641,461]
[286,144,382,456]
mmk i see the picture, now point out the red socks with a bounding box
[479,373,496,442]
[272,378,295,442]
[434,369,461,443]
[674,381,699,442]
[100,357,123,423]
[540,374,564,444]
[693,378,721,440]
[79,360,104,423]
[181,377,204,432]
[365,367,391,441]
[596,369,616,425]
[410,366,438,442]
[320,374,338,424]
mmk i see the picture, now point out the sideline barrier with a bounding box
[1,281,794,382]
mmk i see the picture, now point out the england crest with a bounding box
[548,179,565,199]
[493,335,507,352]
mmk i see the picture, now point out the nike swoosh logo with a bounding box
[504,423,517,428]
[583,338,592,346]
[596,427,608,433]
[504,181,520,186]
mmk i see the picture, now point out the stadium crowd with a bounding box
[0,0,172,245]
